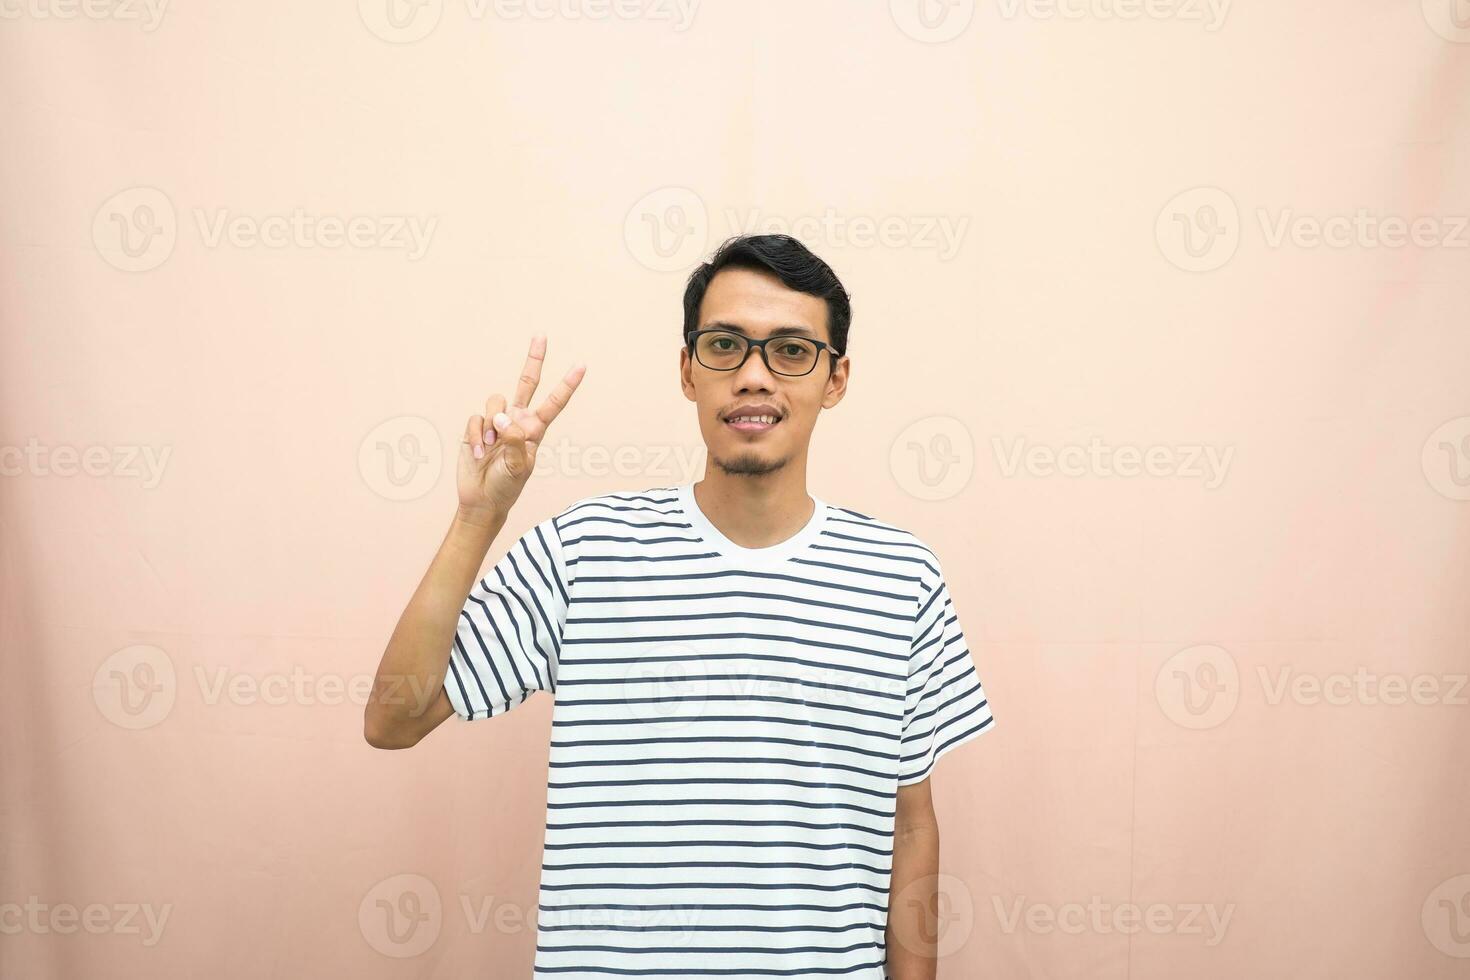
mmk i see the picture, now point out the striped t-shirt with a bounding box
[443,482,995,979]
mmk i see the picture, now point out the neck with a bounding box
[690,469,815,550]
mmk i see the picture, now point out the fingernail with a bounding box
[493,412,510,428]
[473,443,483,459]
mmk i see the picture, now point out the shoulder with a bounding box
[818,496,943,587]
[546,485,683,537]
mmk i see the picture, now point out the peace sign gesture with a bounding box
[458,335,586,523]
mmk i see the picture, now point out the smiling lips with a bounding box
[723,406,783,433]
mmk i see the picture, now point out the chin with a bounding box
[710,448,788,477]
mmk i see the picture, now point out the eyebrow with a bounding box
[700,321,818,339]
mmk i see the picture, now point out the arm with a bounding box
[362,335,585,750]
[885,776,941,980]
[362,507,505,749]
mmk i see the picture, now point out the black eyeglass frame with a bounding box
[685,328,843,378]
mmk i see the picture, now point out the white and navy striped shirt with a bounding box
[444,482,995,979]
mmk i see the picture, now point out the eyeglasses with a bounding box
[686,329,842,378]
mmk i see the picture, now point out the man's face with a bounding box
[680,266,849,478]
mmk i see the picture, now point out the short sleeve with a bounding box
[897,556,995,785]
[443,515,570,721]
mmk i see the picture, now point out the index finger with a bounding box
[511,335,548,410]
[532,363,587,431]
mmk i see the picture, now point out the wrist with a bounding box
[453,503,506,536]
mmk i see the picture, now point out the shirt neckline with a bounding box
[675,481,830,569]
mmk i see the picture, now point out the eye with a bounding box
[777,342,809,357]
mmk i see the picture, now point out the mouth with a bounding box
[722,409,784,434]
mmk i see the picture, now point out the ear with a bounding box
[679,346,698,402]
[822,354,850,409]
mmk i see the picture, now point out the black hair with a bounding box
[681,233,851,359]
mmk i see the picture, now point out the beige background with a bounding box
[3,2,1470,977]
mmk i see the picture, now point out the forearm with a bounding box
[885,823,940,980]
[364,507,505,747]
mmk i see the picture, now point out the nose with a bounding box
[733,343,777,391]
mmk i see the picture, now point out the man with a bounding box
[364,234,995,979]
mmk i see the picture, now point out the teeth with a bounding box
[730,414,777,424]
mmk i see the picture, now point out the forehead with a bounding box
[698,266,830,344]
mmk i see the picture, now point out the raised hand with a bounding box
[458,335,585,524]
